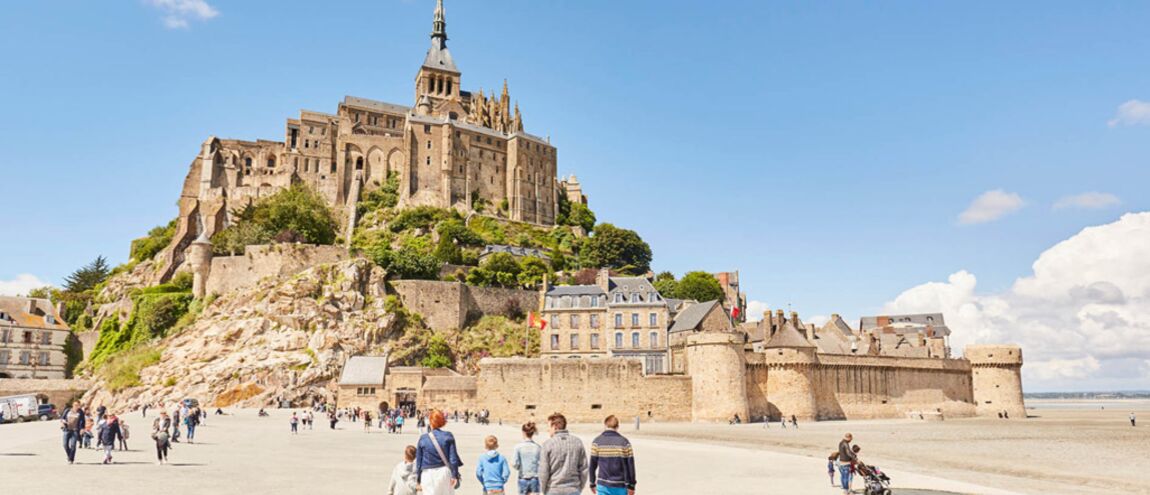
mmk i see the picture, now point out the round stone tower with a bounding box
[685,332,748,422]
[964,344,1026,419]
[187,227,214,300]
[762,321,819,420]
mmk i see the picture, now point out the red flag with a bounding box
[731,306,741,320]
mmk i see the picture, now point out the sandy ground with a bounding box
[608,400,1150,495]
[0,408,1026,495]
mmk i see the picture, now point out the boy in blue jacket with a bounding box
[476,435,511,494]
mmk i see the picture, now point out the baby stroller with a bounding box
[856,462,891,495]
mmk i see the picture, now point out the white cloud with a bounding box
[884,212,1150,390]
[145,0,219,29]
[745,300,770,322]
[805,314,830,327]
[1053,192,1121,211]
[958,189,1024,225]
[0,274,51,296]
[1107,99,1150,127]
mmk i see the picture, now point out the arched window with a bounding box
[446,79,453,95]
[267,157,275,168]
[356,157,364,170]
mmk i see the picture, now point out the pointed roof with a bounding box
[764,320,817,349]
[669,300,720,333]
[422,0,458,73]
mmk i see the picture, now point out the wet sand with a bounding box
[586,400,1150,495]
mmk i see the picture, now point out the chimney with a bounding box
[596,268,610,292]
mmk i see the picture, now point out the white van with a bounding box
[0,394,40,423]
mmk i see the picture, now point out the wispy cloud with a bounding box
[1107,99,1150,127]
[958,189,1024,225]
[1053,192,1121,211]
[0,274,50,296]
[145,0,219,30]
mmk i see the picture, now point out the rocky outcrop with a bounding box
[83,259,404,411]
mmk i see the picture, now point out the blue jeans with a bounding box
[838,464,853,492]
[187,423,196,440]
[518,478,540,494]
[63,431,79,462]
[597,486,627,495]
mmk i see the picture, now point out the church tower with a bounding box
[414,0,461,113]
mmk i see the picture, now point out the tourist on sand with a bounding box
[291,412,300,434]
[514,422,542,495]
[836,433,857,495]
[171,406,182,443]
[826,451,838,486]
[476,435,511,494]
[539,412,588,495]
[1131,412,1137,427]
[100,414,122,464]
[60,401,86,464]
[185,407,200,444]
[389,445,421,495]
[590,415,637,495]
[365,410,373,432]
[307,410,315,430]
[118,419,130,451]
[790,415,798,428]
[416,410,463,495]
[142,404,149,418]
[152,416,171,465]
[397,414,405,433]
[329,410,338,429]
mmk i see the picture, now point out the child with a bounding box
[388,445,420,495]
[476,435,511,494]
[827,451,838,486]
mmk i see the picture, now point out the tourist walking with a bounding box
[1131,412,1137,427]
[836,433,857,495]
[118,419,130,450]
[100,414,122,464]
[791,415,798,429]
[389,445,420,495]
[291,412,300,434]
[476,435,511,494]
[152,416,171,465]
[589,415,637,495]
[539,413,588,495]
[185,408,199,444]
[514,422,542,495]
[365,411,373,432]
[171,405,182,443]
[827,451,838,486]
[416,409,463,495]
[60,401,86,464]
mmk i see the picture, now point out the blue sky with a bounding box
[2,1,1149,390]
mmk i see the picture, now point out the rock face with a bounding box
[83,259,401,411]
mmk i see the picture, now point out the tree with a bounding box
[385,245,441,280]
[130,219,177,262]
[517,256,551,288]
[64,256,111,293]
[674,271,724,302]
[652,271,678,298]
[254,184,338,244]
[579,223,652,274]
[568,203,596,232]
[466,252,522,288]
[421,334,454,368]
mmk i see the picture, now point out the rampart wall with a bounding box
[0,379,91,407]
[391,280,538,330]
[205,244,350,297]
[476,358,693,423]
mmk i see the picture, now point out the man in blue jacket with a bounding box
[476,435,511,494]
[589,415,636,495]
[59,401,86,465]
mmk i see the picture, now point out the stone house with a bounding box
[0,297,71,379]
[337,356,476,412]
[336,355,388,411]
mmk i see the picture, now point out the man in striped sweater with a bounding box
[589,415,637,495]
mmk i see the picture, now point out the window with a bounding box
[19,351,30,365]
[590,296,599,308]
[590,334,600,349]
[614,293,624,303]
[426,156,431,165]
[550,314,559,329]
[590,314,600,328]
[38,352,49,365]
[23,331,32,344]
[570,334,579,350]
[614,313,622,328]
[424,125,431,134]
[615,333,623,348]
[355,157,364,170]
[550,334,560,351]
[267,157,275,168]
[0,350,7,364]
[1,329,8,343]
[40,332,51,345]
[427,140,432,149]
[631,332,640,348]
[631,313,639,327]
[649,313,658,327]
[570,314,580,329]
[650,332,659,348]
[630,293,641,303]
[650,292,660,302]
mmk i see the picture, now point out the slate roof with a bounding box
[338,356,389,386]
[860,313,951,337]
[669,300,720,333]
[0,297,68,331]
[547,285,605,297]
[343,96,411,115]
[764,321,817,349]
[814,327,852,354]
[481,244,549,260]
[423,43,458,73]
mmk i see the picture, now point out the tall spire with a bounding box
[431,0,447,48]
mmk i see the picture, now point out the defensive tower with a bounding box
[965,344,1026,418]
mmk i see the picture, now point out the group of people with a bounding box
[386,410,637,495]
[828,433,864,495]
[59,400,204,465]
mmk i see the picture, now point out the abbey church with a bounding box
[159,0,563,281]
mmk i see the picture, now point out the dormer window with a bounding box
[630,293,641,303]
[614,293,624,303]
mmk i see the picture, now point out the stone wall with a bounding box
[205,244,350,297]
[811,354,976,420]
[390,280,538,330]
[0,379,91,407]
[476,357,692,424]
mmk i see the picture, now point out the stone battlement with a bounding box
[964,344,1023,366]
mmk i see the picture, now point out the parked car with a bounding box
[37,403,57,421]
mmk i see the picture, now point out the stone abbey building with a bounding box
[157,0,562,281]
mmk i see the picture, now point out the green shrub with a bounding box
[357,172,400,218]
[130,219,177,262]
[100,346,162,392]
[212,184,337,254]
[420,334,453,368]
[389,206,457,233]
